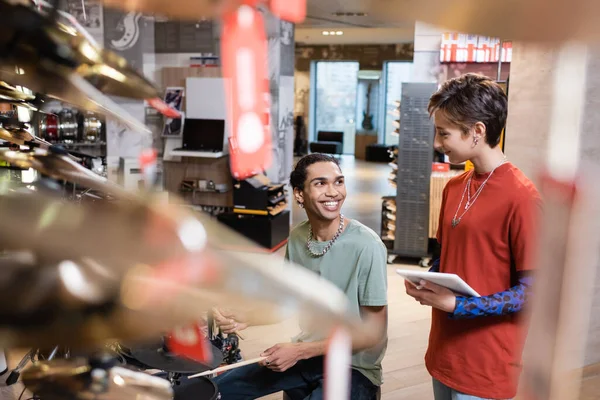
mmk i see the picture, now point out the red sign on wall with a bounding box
[440,33,512,63]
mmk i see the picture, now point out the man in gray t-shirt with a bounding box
[178,154,388,400]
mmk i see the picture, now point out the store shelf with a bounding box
[391,83,437,259]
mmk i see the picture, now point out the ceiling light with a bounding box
[336,31,343,35]
[329,31,336,35]
[322,31,330,35]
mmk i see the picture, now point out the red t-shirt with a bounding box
[425,162,542,399]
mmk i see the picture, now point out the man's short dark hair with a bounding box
[428,73,508,147]
[290,153,340,191]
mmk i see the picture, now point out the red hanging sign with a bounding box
[221,5,271,180]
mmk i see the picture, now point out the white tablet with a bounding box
[396,269,481,297]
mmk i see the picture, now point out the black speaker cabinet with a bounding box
[217,210,290,250]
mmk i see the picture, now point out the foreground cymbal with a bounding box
[0,1,152,133]
[22,358,173,400]
[35,1,178,112]
[0,190,184,269]
[47,18,160,100]
[100,0,600,42]
[0,126,28,146]
[0,65,151,135]
[0,189,366,351]
[359,0,600,42]
[0,147,135,200]
[0,81,35,102]
[0,124,56,150]
[101,0,242,22]
[76,61,160,100]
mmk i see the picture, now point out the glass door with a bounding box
[313,61,359,154]
[383,62,414,145]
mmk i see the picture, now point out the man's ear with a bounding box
[293,187,304,206]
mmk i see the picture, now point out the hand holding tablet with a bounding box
[396,269,480,297]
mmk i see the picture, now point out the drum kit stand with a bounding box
[3,315,240,399]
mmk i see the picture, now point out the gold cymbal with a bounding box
[99,0,600,42]
[0,126,27,146]
[0,81,35,102]
[0,189,190,272]
[0,148,136,199]
[0,2,152,132]
[22,358,173,400]
[0,65,151,135]
[76,62,160,100]
[357,0,600,42]
[101,0,242,22]
[45,19,160,100]
[0,189,367,350]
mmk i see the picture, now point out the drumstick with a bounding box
[188,356,267,378]
[234,331,245,340]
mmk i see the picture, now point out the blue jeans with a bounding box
[432,378,512,400]
[174,356,379,400]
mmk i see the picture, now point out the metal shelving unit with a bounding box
[387,82,437,260]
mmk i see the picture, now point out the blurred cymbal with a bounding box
[36,2,177,113]
[0,118,85,161]
[0,126,27,146]
[0,1,152,133]
[100,0,600,42]
[0,65,152,135]
[0,189,183,269]
[0,81,35,102]
[46,19,160,100]
[363,0,600,42]
[76,62,160,100]
[101,0,242,22]
[22,357,173,400]
[0,148,134,199]
[0,189,366,350]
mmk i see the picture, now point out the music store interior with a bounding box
[0,0,599,399]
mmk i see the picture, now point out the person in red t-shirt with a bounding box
[404,73,542,400]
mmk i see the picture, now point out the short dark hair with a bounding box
[428,73,507,147]
[289,153,340,191]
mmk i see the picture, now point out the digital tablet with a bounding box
[396,269,481,297]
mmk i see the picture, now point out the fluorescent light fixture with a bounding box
[329,31,336,35]
[336,31,343,35]
[322,31,330,35]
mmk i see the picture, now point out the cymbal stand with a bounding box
[166,371,183,386]
[5,349,35,386]
[5,346,60,386]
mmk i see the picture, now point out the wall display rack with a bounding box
[380,82,437,263]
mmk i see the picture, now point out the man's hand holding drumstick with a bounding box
[212,308,249,338]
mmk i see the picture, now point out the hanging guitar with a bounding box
[361,83,374,131]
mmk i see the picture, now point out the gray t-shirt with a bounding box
[285,219,388,386]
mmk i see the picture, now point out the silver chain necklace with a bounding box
[451,158,507,228]
[306,214,345,257]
